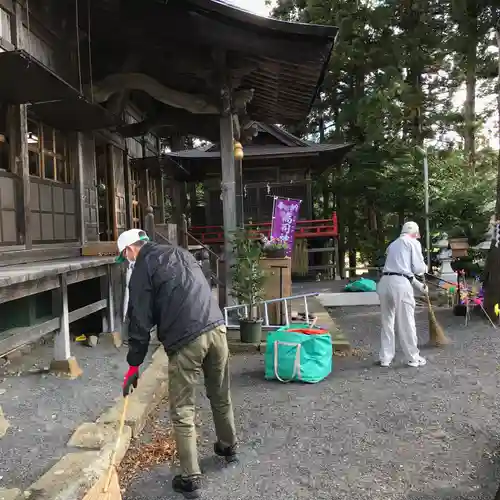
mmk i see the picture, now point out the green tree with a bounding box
[271,0,499,278]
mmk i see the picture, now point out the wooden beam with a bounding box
[0,247,81,267]
[70,299,107,323]
[0,298,107,357]
[0,316,59,357]
[0,275,59,305]
[67,266,107,284]
[107,53,140,117]
[115,107,219,139]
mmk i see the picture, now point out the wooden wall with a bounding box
[30,178,76,243]
[0,0,161,250]
[111,145,127,238]
[0,172,19,245]
[203,164,312,226]
[19,0,78,87]
[81,132,99,243]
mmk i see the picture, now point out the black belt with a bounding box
[383,272,413,282]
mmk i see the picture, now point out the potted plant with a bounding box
[231,229,266,343]
[260,236,289,258]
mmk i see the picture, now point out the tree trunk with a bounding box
[464,59,476,171]
[398,210,405,227]
[322,185,330,219]
[463,11,477,173]
[483,25,500,319]
[376,209,385,248]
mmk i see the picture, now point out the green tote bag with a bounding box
[265,326,333,383]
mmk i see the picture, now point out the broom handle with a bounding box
[103,395,129,493]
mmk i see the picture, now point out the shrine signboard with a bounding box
[270,197,302,257]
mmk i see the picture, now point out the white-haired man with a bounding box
[377,221,428,367]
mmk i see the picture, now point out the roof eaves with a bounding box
[186,0,338,39]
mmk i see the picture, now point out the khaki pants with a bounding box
[168,325,237,477]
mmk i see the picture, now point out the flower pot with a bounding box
[239,319,263,344]
[264,248,287,258]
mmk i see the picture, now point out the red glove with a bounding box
[123,366,139,397]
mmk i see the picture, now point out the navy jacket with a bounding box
[126,242,224,366]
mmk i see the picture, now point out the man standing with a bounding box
[117,229,237,499]
[377,221,428,368]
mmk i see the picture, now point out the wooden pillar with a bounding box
[220,87,237,303]
[76,132,86,245]
[235,158,243,227]
[19,106,31,248]
[203,181,212,226]
[188,181,197,224]
[123,150,133,229]
[180,213,189,249]
[107,145,118,240]
[158,173,166,224]
[106,264,115,333]
[144,170,151,206]
[334,237,341,280]
[50,274,82,378]
[101,265,116,333]
[13,1,31,249]
[138,168,149,218]
[306,169,313,220]
[170,180,186,227]
[144,206,155,241]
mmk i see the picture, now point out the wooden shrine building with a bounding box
[0,0,340,364]
[153,122,353,277]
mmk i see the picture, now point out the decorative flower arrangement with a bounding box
[260,235,289,257]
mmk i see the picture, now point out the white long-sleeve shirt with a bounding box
[383,235,427,278]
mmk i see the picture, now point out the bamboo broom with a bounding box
[425,284,450,347]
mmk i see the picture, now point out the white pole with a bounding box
[423,149,431,272]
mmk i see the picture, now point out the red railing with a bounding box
[190,213,338,244]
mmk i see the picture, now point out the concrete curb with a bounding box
[227,339,264,354]
[20,348,169,500]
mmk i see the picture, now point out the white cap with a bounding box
[401,221,420,238]
[116,229,149,262]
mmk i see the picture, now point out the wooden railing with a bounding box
[180,215,222,296]
[150,214,223,302]
[190,214,339,244]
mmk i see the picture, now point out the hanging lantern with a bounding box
[234,140,244,160]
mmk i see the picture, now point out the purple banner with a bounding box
[271,197,302,257]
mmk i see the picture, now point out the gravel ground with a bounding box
[125,305,500,500]
[0,335,154,491]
